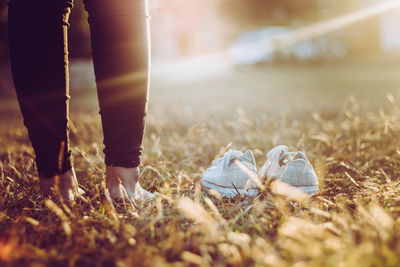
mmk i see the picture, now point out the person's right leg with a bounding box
[83,0,153,202]
[8,0,79,200]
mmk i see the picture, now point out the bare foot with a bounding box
[40,168,82,202]
[105,166,154,203]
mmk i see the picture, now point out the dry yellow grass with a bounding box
[1,63,400,266]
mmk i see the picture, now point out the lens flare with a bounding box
[152,0,400,82]
[277,0,400,48]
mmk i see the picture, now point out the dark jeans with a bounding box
[8,0,150,178]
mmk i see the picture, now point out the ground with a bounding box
[1,61,400,266]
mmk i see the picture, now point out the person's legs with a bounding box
[8,0,79,200]
[83,0,152,201]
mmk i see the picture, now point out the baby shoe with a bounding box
[201,149,259,198]
[259,145,319,194]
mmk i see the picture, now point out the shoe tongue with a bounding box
[241,150,256,166]
[221,149,256,170]
[294,152,308,161]
[267,145,288,160]
[221,149,241,169]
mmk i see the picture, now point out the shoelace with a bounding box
[264,146,309,174]
[213,150,254,171]
[279,151,296,166]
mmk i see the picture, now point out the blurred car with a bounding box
[228,26,291,66]
[228,26,347,67]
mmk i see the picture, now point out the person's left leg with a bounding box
[8,0,80,201]
[83,0,153,201]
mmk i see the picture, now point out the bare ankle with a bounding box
[105,166,139,182]
[105,166,140,200]
[39,169,80,201]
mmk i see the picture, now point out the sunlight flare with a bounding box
[153,0,400,81]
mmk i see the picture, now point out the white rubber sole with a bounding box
[201,180,259,198]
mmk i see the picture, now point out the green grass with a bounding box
[1,62,400,266]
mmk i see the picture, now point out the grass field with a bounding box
[1,61,400,266]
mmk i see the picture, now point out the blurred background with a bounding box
[0,0,400,113]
